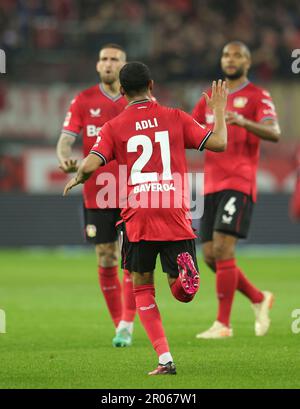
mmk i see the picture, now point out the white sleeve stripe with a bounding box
[62,130,79,137]
[198,130,213,151]
[192,118,205,129]
[90,150,107,164]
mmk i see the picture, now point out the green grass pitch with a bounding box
[0,248,299,389]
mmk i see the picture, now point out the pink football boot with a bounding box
[177,252,200,295]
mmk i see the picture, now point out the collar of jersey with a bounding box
[126,99,152,108]
[99,83,122,101]
[228,80,250,95]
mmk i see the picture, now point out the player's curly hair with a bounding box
[119,61,152,97]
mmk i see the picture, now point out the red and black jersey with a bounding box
[192,81,278,202]
[62,84,127,208]
[91,100,211,242]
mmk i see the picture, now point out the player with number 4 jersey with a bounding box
[192,41,281,339]
[63,62,228,374]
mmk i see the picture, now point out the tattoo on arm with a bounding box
[56,133,76,163]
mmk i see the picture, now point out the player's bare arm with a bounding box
[63,153,103,196]
[202,80,228,152]
[225,112,281,142]
[56,132,79,172]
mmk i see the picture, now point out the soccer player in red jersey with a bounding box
[192,41,281,339]
[63,62,228,374]
[56,44,136,347]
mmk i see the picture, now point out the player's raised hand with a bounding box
[203,80,228,111]
[59,159,79,173]
[63,176,81,196]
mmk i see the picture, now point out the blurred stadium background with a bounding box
[0,0,300,246]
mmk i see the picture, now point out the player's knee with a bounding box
[133,272,154,287]
[212,241,234,261]
[96,243,118,267]
[202,247,216,272]
[203,254,216,272]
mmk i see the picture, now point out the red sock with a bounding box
[216,259,238,327]
[236,267,264,303]
[98,266,122,327]
[121,269,136,321]
[134,284,169,357]
[170,278,194,303]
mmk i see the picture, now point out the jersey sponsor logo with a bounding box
[233,97,248,108]
[135,118,158,130]
[87,125,102,137]
[86,224,97,238]
[93,135,102,147]
[63,112,71,127]
[90,108,101,117]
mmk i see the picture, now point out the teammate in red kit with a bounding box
[192,41,281,339]
[56,44,136,347]
[63,62,228,374]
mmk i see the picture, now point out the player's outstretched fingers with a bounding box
[218,79,222,93]
[63,182,71,196]
[63,177,77,196]
[60,159,78,173]
[211,80,216,97]
[216,79,221,95]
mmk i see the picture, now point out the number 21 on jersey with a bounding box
[127,130,172,185]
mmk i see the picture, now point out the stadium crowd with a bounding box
[1,0,300,82]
